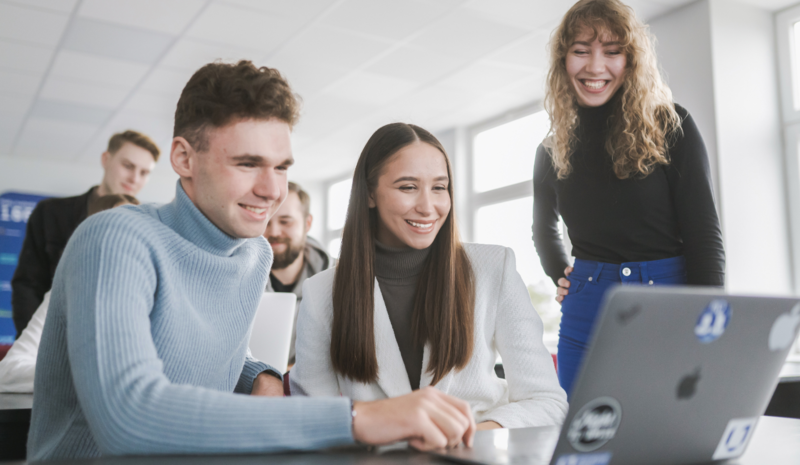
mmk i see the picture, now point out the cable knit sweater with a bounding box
[27,182,353,461]
[291,243,568,429]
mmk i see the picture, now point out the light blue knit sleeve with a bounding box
[63,214,353,455]
[235,350,283,394]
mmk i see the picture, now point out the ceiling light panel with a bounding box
[220,0,338,19]
[0,3,70,47]
[78,0,207,35]
[3,0,78,13]
[39,77,129,108]
[160,38,265,72]
[50,50,150,88]
[0,41,54,74]
[321,0,460,41]
[62,17,174,64]
[410,8,529,62]
[186,3,306,52]
[270,26,393,71]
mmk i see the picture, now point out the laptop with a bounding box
[248,292,297,374]
[434,286,800,465]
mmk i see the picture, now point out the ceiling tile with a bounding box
[124,90,178,117]
[366,45,471,84]
[160,38,264,72]
[0,92,35,116]
[0,3,70,47]
[0,41,54,74]
[62,17,174,64]
[39,77,129,108]
[383,85,478,123]
[439,62,534,94]
[265,57,351,98]
[78,0,207,35]
[31,99,113,125]
[483,32,550,70]
[323,71,418,106]
[14,117,99,160]
[461,0,574,31]
[0,69,42,96]
[321,0,460,41]
[410,8,529,61]
[3,0,77,13]
[219,0,337,18]
[50,50,150,88]
[140,67,193,95]
[295,94,378,141]
[186,3,305,52]
[271,26,393,71]
[79,110,173,163]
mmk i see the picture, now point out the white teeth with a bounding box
[243,205,266,214]
[583,80,606,90]
[407,220,433,229]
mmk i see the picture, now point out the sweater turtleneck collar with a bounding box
[576,89,621,128]
[374,239,431,280]
[158,180,249,257]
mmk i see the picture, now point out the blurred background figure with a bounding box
[264,182,332,367]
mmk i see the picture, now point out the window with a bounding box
[324,177,352,259]
[468,106,561,351]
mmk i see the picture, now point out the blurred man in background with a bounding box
[11,130,159,336]
[264,182,332,366]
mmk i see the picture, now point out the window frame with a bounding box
[322,174,352,259]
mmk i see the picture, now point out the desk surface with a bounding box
[4,415,793,465]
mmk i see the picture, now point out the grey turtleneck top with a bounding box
[374,241,430,390]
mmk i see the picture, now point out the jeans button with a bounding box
[622,267,631,277]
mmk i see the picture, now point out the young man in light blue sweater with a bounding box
[27,61,475,461]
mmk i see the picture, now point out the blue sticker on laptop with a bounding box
[567,397,622,452]
[695,299,731,343]
[555,451,612,465]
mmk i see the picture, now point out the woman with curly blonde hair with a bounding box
[533,0,725,396]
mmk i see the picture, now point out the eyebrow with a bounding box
[230,154,294,166]
[393,175,449,183]
[572,40,620,46]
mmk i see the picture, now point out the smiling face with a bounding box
[369,141,451,250]
[100,142,156,196]
[172,118,293,239]
[264,191,311,269]
[565,27,627,107]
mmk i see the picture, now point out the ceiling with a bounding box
[0,0,787,183]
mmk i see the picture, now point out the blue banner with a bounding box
[0,192,49,344]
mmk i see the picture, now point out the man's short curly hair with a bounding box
[174,60,301,152]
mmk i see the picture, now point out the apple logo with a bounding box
[769,303,800,351]
[677,367,701,400]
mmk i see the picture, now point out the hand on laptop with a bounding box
[352,387,476,450]
[556,266,573,304]
[251,372,285,397]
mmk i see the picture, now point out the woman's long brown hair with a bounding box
[331,123,475,386]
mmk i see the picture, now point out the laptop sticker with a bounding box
[712,417,758,460]
[567,397,622,452]
[768,303,800,351]
[695,299,731,343]
[555,451,612,465]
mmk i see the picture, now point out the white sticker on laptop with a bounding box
[555,451,612,465]
[567,397,622,452]
[695,299,731,343]
[712,417,757,460]
[768,303,800,351]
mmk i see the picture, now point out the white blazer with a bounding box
[0,291,50,393]
[291,243,568,428]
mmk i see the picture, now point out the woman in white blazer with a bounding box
[291,123,568,430]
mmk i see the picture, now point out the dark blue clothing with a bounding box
[557,256,687,397]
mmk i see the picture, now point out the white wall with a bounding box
[0,155,178,204]
[651,0,794,295]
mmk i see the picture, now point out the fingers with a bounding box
[555,295,564,304]
[564,266,573,277]
[408,414,449,451]
[557,277,570,289]
[434,390,475,447]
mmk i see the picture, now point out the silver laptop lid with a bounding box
[552,286,800,465]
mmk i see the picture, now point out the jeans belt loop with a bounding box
[640,262,650,283]
[590,262,603,284]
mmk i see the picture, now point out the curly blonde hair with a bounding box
[543,0,682,180]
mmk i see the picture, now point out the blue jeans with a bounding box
[557,256,687,398]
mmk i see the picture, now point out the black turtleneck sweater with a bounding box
[532,102,725,286]
[374,240,430,390]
